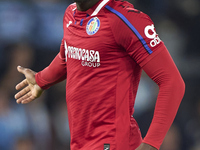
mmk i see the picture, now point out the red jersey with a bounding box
[63,0,162,149]
[35,0,185,149]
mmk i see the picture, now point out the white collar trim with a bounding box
[91,0,110,16]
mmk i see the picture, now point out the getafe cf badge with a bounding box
[86,17,100,35]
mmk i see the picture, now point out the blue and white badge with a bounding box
[86,17,100,35]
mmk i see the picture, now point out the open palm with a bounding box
[15,66,44,104]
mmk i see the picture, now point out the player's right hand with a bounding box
[15,66,44,104]
[135,143,157,150]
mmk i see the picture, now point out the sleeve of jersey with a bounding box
[141,46,185,149]
[109,7,164,67]
[35,39,66,90]
[108,7,185,149]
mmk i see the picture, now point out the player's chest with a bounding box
[63,14,116,49]
[63,14,125,68]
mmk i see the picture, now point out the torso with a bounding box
[61,0,162,149]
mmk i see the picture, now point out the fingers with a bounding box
[15,66,39,104]
[16,91,36,104]
[15,79,28,90]
[15,85,30,99]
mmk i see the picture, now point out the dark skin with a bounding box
[74,0,100,11]
[15,0,158,149]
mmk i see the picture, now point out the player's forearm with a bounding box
[35,53,66,90]
[143,74,185,149]
[142,48,185,149]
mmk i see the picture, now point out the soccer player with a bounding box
[14,0,185,150]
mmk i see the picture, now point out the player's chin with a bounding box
[73,0,88,3]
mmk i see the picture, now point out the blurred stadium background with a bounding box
[0,0,199,150]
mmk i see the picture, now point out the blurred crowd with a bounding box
[0,0,200,150]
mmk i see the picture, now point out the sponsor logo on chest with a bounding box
[64,41,101,68]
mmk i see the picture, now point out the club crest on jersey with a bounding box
[86,17,100,35]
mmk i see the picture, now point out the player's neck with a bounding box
[76,0,100,11]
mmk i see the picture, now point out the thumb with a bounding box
[17,66,26,74]
[17,66,37,84]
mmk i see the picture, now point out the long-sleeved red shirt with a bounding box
[36,0,185,149]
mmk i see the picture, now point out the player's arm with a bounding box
[15,40,66,104]
[106,4,185,149]
[137,46,185,150]
[35,39,67,90]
